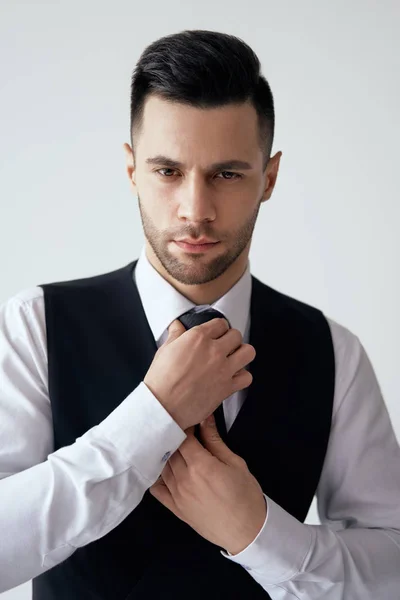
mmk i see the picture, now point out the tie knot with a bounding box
[178,308,231,330]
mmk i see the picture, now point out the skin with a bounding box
[123,95,281,305]
[123,94,282,555]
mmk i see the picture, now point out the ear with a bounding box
[261,150,282,203]
[123,143,137,193]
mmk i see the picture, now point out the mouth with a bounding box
[173,240,220,253]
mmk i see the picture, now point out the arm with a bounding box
[221,318,400,599]
[0,289,186,593]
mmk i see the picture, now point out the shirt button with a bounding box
[162,451,171,463]
[243,565,251,571]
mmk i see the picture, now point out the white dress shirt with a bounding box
[0,246,399,598]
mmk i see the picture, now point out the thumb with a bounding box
[200,413,234,462]
[164,319,186,346]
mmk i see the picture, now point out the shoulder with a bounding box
[0,286,47,365]
[39,261,136,293]
[252,276,364,373]
[326,316,362,362]
[0,286,45,329]
[252,276,332,335]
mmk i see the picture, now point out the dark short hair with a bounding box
[130,29,275,171]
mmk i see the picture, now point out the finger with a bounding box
[168,449,187,476]
[178,433,213,464]
[160,461,178,494]
[184,425,196,436]
[150,479,179,516]
[200,316,230,339]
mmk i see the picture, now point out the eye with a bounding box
[155,169,242,181]
[216,171,242,180]
[156,168,179,177]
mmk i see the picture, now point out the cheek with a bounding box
[219,197,253,224]
[146,199,175,233]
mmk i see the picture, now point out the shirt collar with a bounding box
[134,245,252,345]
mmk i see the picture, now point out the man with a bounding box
[0,29,399,600]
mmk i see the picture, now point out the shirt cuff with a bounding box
[82,381,187,483]
[220,493,314,584]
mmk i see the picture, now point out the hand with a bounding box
[144,318,256,430]
[149,413,267,555]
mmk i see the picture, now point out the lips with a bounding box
[174,240,220,253]
[177,239,218,244]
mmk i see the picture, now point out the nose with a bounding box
[176,175,216,223]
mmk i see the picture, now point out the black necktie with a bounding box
[178,308,230,442]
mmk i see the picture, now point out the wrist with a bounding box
[225,497,267,555]
[143,379,186,429]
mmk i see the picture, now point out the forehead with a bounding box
[136,95,261,167]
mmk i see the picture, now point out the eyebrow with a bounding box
[145,155,254,171]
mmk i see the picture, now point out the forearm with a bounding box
[0,382,186,593]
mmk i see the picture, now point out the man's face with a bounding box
[126,95,280,286]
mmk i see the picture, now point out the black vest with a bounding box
[33,259,335,599]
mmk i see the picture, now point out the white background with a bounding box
[0,0,399,597]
